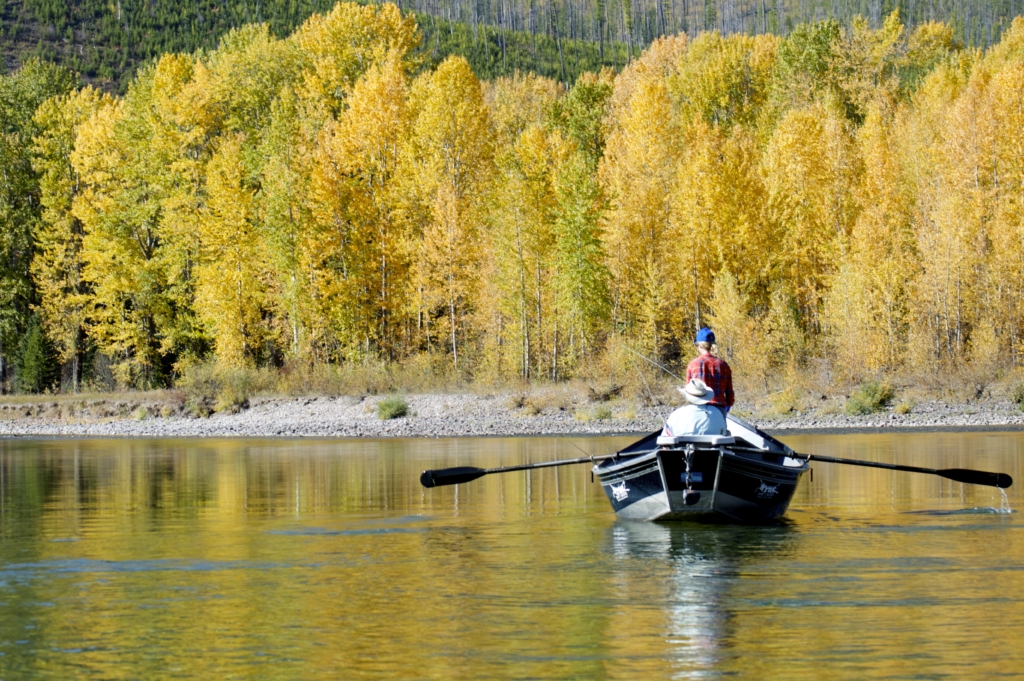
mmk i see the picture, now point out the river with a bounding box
[1,430,1022,679]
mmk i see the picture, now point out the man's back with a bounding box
[665,403,727,436]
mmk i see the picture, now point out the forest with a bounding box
[2,0,1023,90]
[1,1,1024,401]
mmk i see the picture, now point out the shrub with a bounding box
[894,400,915,415]
[769,388,801,416]
[377,395,409,420]
[845,381,896,415]
[521,400,542,416]
[1012,383,1024,411]
[177,361,271,414]
[577,404,612,421]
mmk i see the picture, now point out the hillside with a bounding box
[1,0,1020,90]
[0,0,629,90]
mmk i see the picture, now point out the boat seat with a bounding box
[656,435,735,446]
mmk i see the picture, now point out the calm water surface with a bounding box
[1,431,1022,680]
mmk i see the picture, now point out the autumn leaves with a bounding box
[11,3,1024,392]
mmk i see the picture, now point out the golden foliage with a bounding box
[15,3,1024,395]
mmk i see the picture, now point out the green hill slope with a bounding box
[2,0,1020,91]
[0,0,629,90]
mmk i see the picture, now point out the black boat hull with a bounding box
[594,416,808,523]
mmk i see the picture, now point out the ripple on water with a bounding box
[907,507,1015,515]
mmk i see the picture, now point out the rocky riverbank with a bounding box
[2,391,1024,438]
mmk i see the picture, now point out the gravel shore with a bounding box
[2,392,1024,438]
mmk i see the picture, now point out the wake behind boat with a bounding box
[593,415,808,523]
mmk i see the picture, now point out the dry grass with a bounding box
[6,354,1024,422]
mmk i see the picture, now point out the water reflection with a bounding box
[0,432,1022,680]
[606,521,801,679]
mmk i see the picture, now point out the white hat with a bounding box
[678,378,715,405]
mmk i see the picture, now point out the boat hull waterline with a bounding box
[593,415,809,523]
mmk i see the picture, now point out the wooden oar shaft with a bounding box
[421,454,616,488]
[790,452,1012,489]
[794,453,942,474]
[483,454,614,475]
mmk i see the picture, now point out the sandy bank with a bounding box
[2,392,1024,438]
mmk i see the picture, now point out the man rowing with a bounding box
[686,327,734,419]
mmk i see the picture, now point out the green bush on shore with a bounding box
[845,381,896,415]
[1011,383,1024,411]
[377,395,409,420]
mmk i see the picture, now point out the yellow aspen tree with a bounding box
[671,122,767,337]
[0,60,76,384]
[914,64,996,364]
[835,11,907,118]
[258,87,318,361]
[987,59,1024,363]
[292,2,419,118]
[198,26,311,363]
[705,271,767,392]
[826,102,917,378]
[310,50,410,360]
[605,34,688,127]
[486,72,563,152]
[822,263,876,381]
[976,21,1024,366]
[197,135,272,366]
[550,133,611,374]
[74,101,169,386]
[898,57,973,372]
[671,32,777,129]
[486,125,556,379]
[30,87,110,391]
[600,36,688,361]
[72,64,202,386]
[762,104,860,336]
[200,24,300,138]
[601,75,682,357]
[149,54,217,362]
[403,56,492,368]
[481,73,562,379]
[421,183,479,369]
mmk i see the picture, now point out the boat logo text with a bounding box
[610,482,630,502]
[756,480,779,498]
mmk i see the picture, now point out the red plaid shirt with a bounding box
[686,354,734,408]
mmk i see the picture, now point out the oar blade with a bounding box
[420,466,488,488]
[939,468,1013,489]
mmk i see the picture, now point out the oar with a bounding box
[421,454,615,488]
[790,452,1013,489]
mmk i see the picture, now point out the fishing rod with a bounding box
[622,345,685,382]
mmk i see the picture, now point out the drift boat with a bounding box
[593,415,808,523]
[420,413,1010,524]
